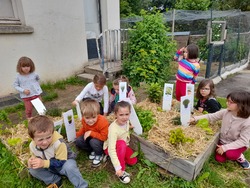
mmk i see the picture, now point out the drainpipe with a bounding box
[98,0,102,33]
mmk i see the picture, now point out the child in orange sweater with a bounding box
[75,99,109,167]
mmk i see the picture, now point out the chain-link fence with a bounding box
[121,10,250,78]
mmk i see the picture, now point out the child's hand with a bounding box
[28,157,44,169]
[84,131,91,140]
[116,169,123,177]
[23,89,30,95]
[72,100,78,106]
[198,107,204,113]
[216,145,224,155]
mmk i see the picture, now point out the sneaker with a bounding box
[118,171,131,184]
[47,179,62,188]
[89,151,95,160]
[92,154,103,167]
[237,159,250,170]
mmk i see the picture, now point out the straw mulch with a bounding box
[136,99,221,160]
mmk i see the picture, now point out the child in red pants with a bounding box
[103,101,137,184]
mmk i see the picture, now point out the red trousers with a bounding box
[104,140,137,171]
[23,95,41,118]
[175,80,189,101]
[215,144,247,162]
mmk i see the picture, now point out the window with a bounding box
[0,0,33,34]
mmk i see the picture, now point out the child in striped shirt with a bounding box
[174,44,200,101]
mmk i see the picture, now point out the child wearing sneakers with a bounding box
[190,91,250,169]
[27,115,88,188]
[104,101,138,184]
[75,99,109,167]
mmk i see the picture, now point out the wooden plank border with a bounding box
[130,132,219,181]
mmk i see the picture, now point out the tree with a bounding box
[174,0,211,10]
[122,10,176,86]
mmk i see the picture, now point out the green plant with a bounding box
[122,10,176,86]
[196,118,213,135]
[0,110,11,123]
[147,83,163,104]
[46,108,63,117]
[135,107,156,132]
[42,92,58,102]
[168,128,194,145]
[7,138,22,147]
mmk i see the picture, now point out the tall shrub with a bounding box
[122,10,176,86]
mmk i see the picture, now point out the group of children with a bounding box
[13,46,250,187]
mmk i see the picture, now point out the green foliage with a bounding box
[7,138,22,147]
[146,83,163,104]
[216,97,227,108]
[0,110,11,123]
[135,107,156,132]
[46,108,63,117]
[196,118,213,135]
[168,128,194,145]
[42,92,58,102]
[122,10,176,86]
[175,0,211,10]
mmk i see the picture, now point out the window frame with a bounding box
[0,0,33,34]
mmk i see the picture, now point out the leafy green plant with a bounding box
[135,107,156,132]
[168,128,194,145]
[172,116,181,125]
[122,10,176,86]
[0,110,11,123]
[147,83,163,104]
[46,108,63,117]
[7,138,22,147]
[196,118,213,134]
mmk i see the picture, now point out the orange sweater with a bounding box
[76,115,109,141]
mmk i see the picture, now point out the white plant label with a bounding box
[162,83,174,111]
[31,98,46,115]
[180,95,191,126]
[186,83,194,112]
[119,82,127,101]
[63,109,76,142]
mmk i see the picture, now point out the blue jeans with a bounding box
[29,159,88,188]
[75,136,104,155]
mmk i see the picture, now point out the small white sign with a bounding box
[76,102,82,120]
[180,96,191,126]
[124,98,143,135]
[162,83,174,111]
[186,83,194,112]
[63,109,76,142]
[119,82,127,101]
[54,119,63,134]
[31,98,46,115]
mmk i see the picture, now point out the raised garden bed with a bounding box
[130,99,220,181]
[130,132,219,181]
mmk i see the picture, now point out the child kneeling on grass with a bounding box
[27,115,88,188]
[190,91,250,169]
[103,101,138,184]
[75,99,109,167]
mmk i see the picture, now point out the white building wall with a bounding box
[0,0,87,97]
[101,0,120,31]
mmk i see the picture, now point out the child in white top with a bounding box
[13,56,43,118]
[72,74,109,116]
[103,101,137,184]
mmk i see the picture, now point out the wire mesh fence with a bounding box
[121,10,250,79]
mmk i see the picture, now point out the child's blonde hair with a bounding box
[80,99,100,117]
[93,74,106,86]
[16,56,35,74]
[28,115,54,139]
